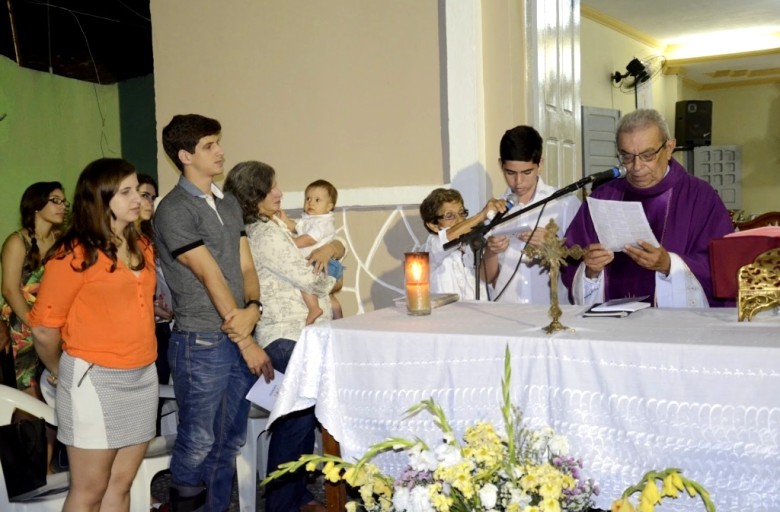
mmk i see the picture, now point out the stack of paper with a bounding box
[582,296,651,318]
[586,198,660,251]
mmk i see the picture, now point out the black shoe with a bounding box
[169,486,206,512]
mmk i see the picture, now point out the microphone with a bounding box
[486,194,517,223]
[443,167,623,252]
[586,165,627,183]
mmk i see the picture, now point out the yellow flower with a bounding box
[671,471,684,491]
[435,460,476,499]
[611,498,635,512]
[661,473,680,498]
[539,497,562,512]
[359,484,376,508]
[323,461,341,483]
[685,482,698,498]
[345,501,358,512]
[539,480,563,500]
[305,461,317,472]
[373,477,392,497]
[637,496,655,512]
[430,486,453,512]
[640,480,661,505]
[463,422,504,467]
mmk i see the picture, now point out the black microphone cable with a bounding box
[489,202,548,302]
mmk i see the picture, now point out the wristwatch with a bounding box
[246,299,263,314]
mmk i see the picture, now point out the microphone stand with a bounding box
[443,174,596,299]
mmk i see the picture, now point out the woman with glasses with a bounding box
[562,108,733,307]
[417,188,509,300]
[28,159,158,510]
[1,181,68,472]
[1,183,68,392]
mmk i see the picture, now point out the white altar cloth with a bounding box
[268,302,780,510]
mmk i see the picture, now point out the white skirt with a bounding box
[56,352,157,449]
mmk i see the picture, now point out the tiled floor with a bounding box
[150,471,326,511]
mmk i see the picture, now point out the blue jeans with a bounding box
[327,259,344,281]
[168,330,255,511]
[264,339,318,512]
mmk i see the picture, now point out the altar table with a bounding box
[268,302,780,511]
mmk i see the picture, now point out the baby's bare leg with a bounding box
[302,291,323,325]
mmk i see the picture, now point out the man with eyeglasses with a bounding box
[562,109,733,307]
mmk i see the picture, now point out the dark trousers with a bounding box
[263,339,318,512]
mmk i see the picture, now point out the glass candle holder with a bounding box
[404,252,431,315]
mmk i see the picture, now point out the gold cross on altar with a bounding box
[523,218,584,333]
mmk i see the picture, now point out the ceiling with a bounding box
[0,0,152,84]
[581,0,780,89]
[2,1,779,87]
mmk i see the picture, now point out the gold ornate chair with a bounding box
[738,248,780,321]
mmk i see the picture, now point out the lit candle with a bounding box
[404,252,431,315]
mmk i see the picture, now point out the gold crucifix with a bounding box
[523,218,584,333]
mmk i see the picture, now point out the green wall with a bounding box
[0,55,121,239]
[119,74,158,180]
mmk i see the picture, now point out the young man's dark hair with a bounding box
[499,125,543,164]
[161,114,222,172]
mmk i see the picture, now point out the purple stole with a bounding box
[563,158,734,306]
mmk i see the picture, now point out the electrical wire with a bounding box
[490,202,548,302]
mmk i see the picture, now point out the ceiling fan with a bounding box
[612,55,667,108]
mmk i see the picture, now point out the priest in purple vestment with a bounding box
[562,109,733,307]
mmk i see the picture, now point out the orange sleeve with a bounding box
[28,251,85,329]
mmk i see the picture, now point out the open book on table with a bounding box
[582,296,651,317]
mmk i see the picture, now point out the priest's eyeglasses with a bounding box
[435,209,469,222]
[48,197,70,207]
[617,140,667,165]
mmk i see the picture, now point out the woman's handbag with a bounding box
[0,417,47,498]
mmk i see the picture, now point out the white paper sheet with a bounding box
[246,371,285,410]
[586,197,659,251]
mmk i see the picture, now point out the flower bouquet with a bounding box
[262,347,715,512]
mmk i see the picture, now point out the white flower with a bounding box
[408,485,434,512]
[479,482,499,509]
[512,489,532,508]
[408,444,438,472]
[434,442,462,467]
[533,425,554,448]
[393,487,410,511]
[548,434,570,456]
[508,465,525,479]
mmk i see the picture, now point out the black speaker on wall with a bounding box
[675,100,712,148]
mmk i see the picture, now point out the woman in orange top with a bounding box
[29,158,157,512]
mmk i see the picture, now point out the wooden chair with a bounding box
[733,211,780,231]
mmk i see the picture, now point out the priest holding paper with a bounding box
[562,109,733,307]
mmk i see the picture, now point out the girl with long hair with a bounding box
[29,158,158,511]
[1,181,68,394]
